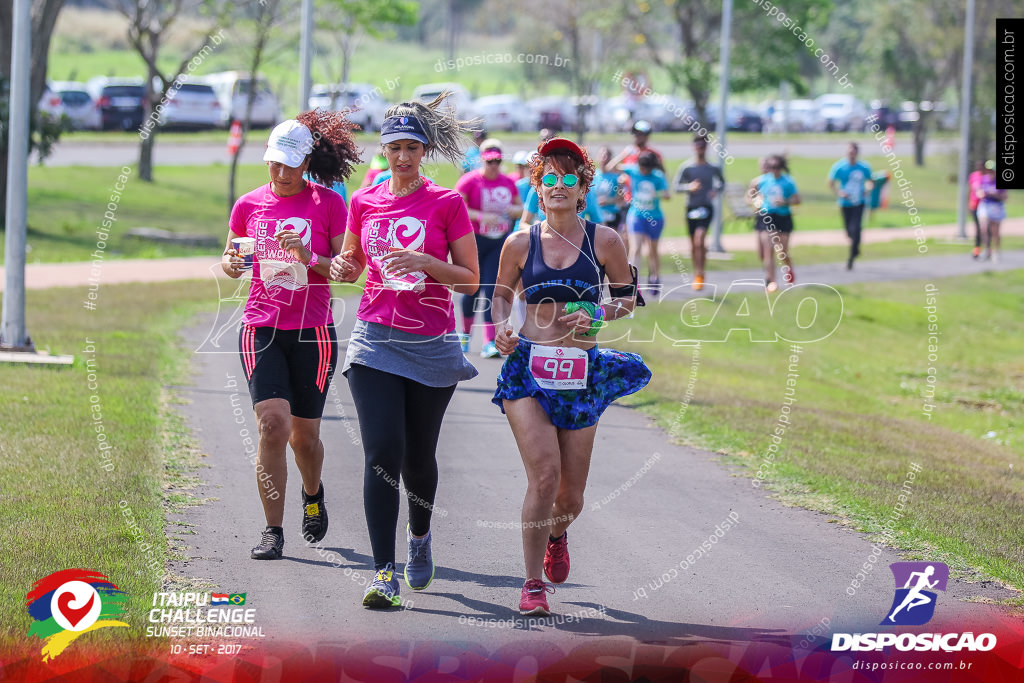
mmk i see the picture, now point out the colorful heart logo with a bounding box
[56,591,95,629]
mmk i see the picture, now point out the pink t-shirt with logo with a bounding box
[229,182,346,330]
[455,171,519,238]
[349,179,473,336]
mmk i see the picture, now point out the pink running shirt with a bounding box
[229,182,346,330]
[348,179,473,336]
[455,170,520,237]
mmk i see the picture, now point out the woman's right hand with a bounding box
[330,250,361,282]
[494,325,518,356]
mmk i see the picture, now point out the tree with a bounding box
[620,0,831,125]
[317,0,417,93]
[108,0,230,182]
[0,0,66,223]
[862,0,962,166]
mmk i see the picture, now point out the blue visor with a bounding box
[380,115,429,145]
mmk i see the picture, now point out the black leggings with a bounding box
[347,364,456,570]
[841,204,864,260]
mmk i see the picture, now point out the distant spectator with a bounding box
[977,160,1008,262]
[828,142,873,270]
[968,160,985,259]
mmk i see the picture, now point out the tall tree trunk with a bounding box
[912,114,928,167]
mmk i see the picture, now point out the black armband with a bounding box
[608,263,646,306]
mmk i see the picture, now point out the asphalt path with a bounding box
[168,251,1020,653]
[37,135,962,167]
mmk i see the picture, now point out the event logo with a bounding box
[883,562,948,626]
[26,569,129,662]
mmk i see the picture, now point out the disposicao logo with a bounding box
[831,561,997,653]
[26,569,129,661]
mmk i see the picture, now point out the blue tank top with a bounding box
[521,221,604,305]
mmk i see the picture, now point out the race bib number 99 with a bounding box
[529,345,588,390]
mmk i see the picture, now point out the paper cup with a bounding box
[231,237,256,270]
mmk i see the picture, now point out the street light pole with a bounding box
[2,0,33,350]
[298,0,313,112]
[710,0,733,253]
[955,0,975,240]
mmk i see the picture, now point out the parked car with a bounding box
[705,104,764,132]
[159,79,221,129]
[634,96,696,132]
[51,81,100,130]
[308,83,390,132]
[86,76,146,131]
[595,96,633,132]
[198,71,280,128]
[767,99,818,133]
[37,84,65,122]
[472,94,533,132]
[867,100,900,130]
[411,82,474,120]
[814,94,866,132]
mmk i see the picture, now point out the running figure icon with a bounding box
[882,561,948,626]
[887,565,938,622]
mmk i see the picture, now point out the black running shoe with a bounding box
[302,482,328,543]
[251,528,284,560]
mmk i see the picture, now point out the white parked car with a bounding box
[411,82,475,120]
[37,84,65,122]
[50,81,100,130]
[198,71,280,128]
[814,94,867,132]
[308,83,390,132]
[768,99,819,133]
[472,94,533,132]
[158,79,222,129]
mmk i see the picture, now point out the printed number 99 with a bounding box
[543,358,575,378]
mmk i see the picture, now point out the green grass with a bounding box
[616,270,1024,592]
[0,280,217,641]
[16,154,1019,264]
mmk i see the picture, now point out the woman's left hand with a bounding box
[558,306,593,334]
[275,229,310,263]
[379,248,433,278]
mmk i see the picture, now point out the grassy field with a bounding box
[14,154,1018,263]
[616,271,1024,593]
[0,280,218,641]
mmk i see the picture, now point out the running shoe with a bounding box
[846,257,854,271]
[992,252,1000,263]
[693,274,704,291]
[519,578,554,616]
[766,281,779,293]
[480,341,501,359]
[301,482,328,543]
[543,532,570,584]
[783,270,795,285]
[647,277,662,295]
[362,563,402,608]
[459,333,470,353]
[972,246,981,259]
[250,527,283,560]
[404,526,435,590]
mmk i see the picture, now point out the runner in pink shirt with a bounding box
[222,109,360,561]
[454,138,523,357]
[329,92,480,609]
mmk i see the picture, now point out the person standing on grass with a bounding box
[454,138,523,357]
[221,111,361,561]
[750,154,800,292]
[490,138,651,617]
[329,93,480,609]
[976,160,1008,263]
[828,142,873,270]
[673,134,724,291]
[968,160,985,259]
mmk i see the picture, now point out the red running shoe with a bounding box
[519,578,554,616]
[544,532,570,584]
[783,269,795,285]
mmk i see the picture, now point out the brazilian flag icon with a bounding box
[229,593,246,605]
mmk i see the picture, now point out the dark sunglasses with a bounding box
[541,173,579,188]
[485,158,502,164]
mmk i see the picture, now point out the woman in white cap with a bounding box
[222,110,361,561]
[454,138,523,357]
[329,93,480,609]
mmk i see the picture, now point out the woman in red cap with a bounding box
[490,137,651,616]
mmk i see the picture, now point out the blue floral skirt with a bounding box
[492,337,652,430]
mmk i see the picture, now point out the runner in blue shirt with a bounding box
[828,142,873,270]
[613,151,670,292]
[750,154,800,292]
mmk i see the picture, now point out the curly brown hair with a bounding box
[529,147,595,214]
[294,109,362,187]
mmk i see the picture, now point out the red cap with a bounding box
[537,137,585,160]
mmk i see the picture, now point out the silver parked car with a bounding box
[51,82,101,130]
[308,83,390,132]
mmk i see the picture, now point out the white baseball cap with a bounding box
[264,120,314,167]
